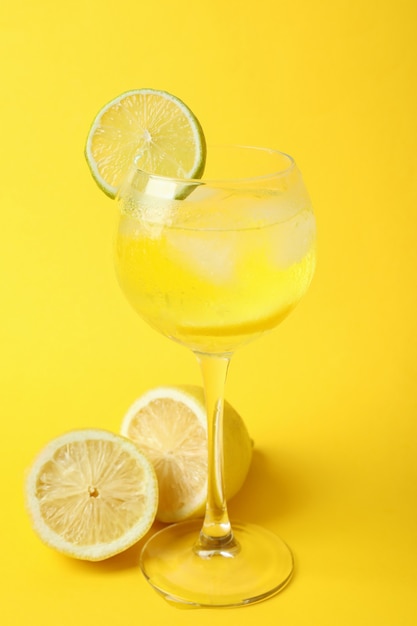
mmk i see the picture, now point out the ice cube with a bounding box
[167,230,236,284]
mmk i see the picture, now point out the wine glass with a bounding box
[114,144,316,607]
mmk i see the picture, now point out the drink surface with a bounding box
[115,187,316,354]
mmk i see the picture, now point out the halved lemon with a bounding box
[85,89,206,198]
[25,429,158,561]
[121,386,253,523]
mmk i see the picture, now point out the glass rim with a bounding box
[130,144,296,187]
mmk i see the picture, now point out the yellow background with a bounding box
[2,0,416,623]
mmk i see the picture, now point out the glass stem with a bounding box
[193,353,240,558]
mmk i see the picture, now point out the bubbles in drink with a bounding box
[120,192,179,239]
[270,209,316,269]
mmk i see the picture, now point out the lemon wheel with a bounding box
[25,429,158,560]
[121,385,253,523]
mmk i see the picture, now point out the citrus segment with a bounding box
[85,89,206,198]
[25,429,158,561]
[121,386,253,523]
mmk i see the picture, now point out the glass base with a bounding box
[140,520,294,608]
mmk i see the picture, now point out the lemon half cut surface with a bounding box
[121,386,253,524]
[85,89,207,198]
[25,429,158,561]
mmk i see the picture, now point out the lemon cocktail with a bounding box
[115,164,315,354]
[85,90,317,607]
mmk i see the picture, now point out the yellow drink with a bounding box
[115,191,316,354]
[114,146,317,606]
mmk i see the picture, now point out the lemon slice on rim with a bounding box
[121,386,253,524]
[85,89,206,198]
[25,429,158,561]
